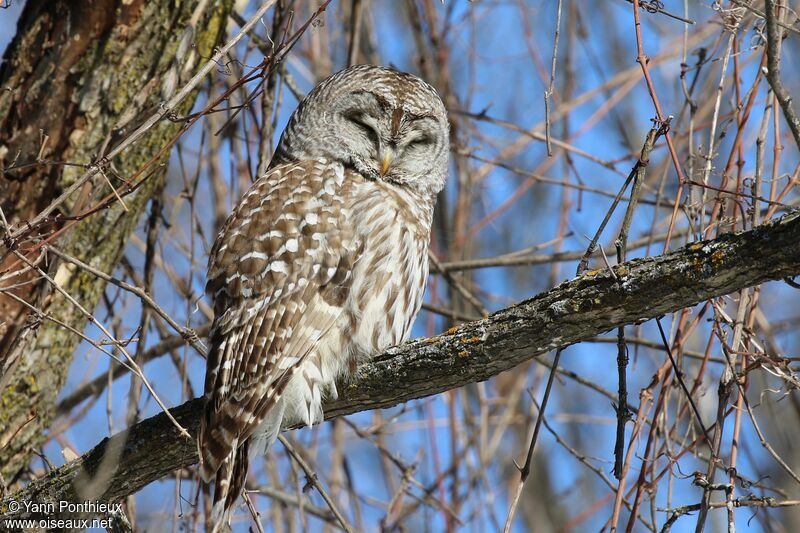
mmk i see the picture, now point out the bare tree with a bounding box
[1,1,800,531]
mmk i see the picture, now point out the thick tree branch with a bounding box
[3,210,800,521]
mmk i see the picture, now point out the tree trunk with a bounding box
[0,0,231,484]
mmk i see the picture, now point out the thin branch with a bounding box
[502,348,563,532]
[764,0,800,152]
[277,436,355,533]
[543,0,564,156]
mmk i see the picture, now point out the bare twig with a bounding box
[278,436,355,533]
[502,348,562,532]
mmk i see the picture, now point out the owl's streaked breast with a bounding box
[342,173,432,360]
[275,169,433,432]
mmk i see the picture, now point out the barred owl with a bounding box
[198,64,449,528]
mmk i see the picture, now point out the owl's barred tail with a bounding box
[199,393,251,529]
[198,399,240,482]
[206,440,249,532]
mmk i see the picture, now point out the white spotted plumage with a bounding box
[199,64,449,530]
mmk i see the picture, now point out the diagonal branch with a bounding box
[3,210,800,520]
[764,0,800,152]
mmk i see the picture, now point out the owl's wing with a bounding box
[199,160,360,480]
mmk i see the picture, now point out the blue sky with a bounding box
[3,1,799,531]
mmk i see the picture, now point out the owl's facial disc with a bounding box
[339,94,445,188]
[271,66,449,196]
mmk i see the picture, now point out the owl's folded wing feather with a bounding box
[199,160,360,481]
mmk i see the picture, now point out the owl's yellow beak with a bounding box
[380,151,393,177]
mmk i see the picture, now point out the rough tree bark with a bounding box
[1,210,798,522]
[0,0,232,483]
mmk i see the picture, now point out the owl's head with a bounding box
[273,64,450,197]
